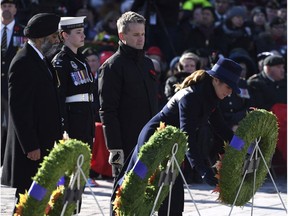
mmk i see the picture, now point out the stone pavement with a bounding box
[1,174,287,216]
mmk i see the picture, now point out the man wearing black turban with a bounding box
[1,13,62,207]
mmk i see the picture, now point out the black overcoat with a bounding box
[98,41,158,159]
[247,71,287,110]
[1,43,62,191]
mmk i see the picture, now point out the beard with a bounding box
[41,39,63,61]
[1,10,13,20]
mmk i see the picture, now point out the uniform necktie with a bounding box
[1,26,7,54]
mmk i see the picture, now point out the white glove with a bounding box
[108,149,124,167]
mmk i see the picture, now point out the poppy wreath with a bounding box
[113,123,188,216]
[14,139,91,216]
[215,109,278,206]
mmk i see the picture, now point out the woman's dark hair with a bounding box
[59,29,72,42]
[174,70,207,91]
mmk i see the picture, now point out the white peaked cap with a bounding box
[59,16,86,30]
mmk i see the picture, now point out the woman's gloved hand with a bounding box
[201,168,218,187]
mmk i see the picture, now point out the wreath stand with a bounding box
[228,137,287,216]
[60,154,105,216]
[150,143,201,216]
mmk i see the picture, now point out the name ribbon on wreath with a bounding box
[28,175,66,201]
[230,135,245,151]
[57,176,65,186]
[28,181,47,201]
[133,159,148,179]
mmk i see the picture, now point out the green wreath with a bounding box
[15,139,91,216]
[113,124,188,216]
[217,109,278,206]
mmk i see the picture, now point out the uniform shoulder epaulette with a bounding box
[52,52,65,68]
[52,53,63,67]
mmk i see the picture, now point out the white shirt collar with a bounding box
[28,40,45,60]
[1,20,15,31]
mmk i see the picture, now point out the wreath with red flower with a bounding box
[113,123,188,216]
[14,138,91,216]
[213,109,278,206]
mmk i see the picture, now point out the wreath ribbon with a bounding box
[28,181,47,201]
[133,159,148,179]
[230,135,245,151]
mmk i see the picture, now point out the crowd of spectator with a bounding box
[7,0,287,71]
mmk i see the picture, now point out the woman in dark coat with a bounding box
[113,58,242,215]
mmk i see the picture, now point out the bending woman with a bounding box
[113,58,242,215]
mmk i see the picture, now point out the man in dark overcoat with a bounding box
[1,0,26,165]
[247,55,286,110]
[1,13,62,202]
[98,11,158,177]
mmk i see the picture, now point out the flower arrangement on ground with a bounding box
[113,123,188,216]
[14,138,91,216]
[213,109,278,206]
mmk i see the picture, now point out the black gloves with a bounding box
[108,149,124,167]
[108,149,124,177]
[202,168,218,187]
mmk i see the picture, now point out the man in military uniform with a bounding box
[52,15,98,199]
[1,0,26,164]
[52,16,95,151]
